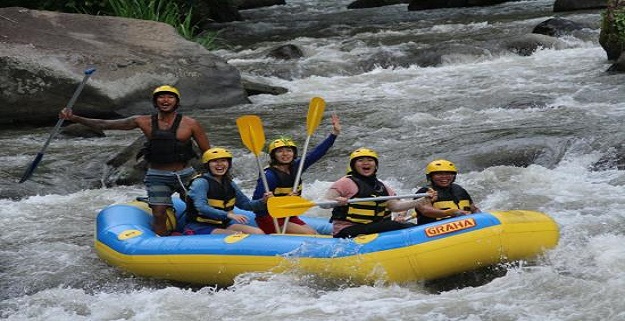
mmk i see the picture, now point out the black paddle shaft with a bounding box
[18,68,96,183]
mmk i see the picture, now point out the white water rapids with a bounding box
[2,0,625,320]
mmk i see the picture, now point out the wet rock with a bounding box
[266,44,304,60]
[241,77,288,95]
[503,34,567,56]
[607,52,625,72]
[233,0,286,10]
[201,0,243,22]
[0,7,249,126]
[408,0,508,11]
[532,18,586,37]
[553,0,606,12]
[60,123,105,138]
[347,0,409,9]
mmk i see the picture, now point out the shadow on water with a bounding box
[421,262,516,294]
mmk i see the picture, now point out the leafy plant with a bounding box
[107,0,180,24]
[107,0,220,50]
[600,0,625,59]
[613,9,625,35]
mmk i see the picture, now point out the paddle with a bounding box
[236,115,280,232]
[292,97,326,192]
[268,193,430,218]
[19,68,96,183]
[279,97,326,233]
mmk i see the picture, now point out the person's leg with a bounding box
[151,204,169,236]
[284,216,317,235]
[255,215,279,234]
[144,171,176,236]
[284,222,317,234]
[210,228,237,235]
[228,224,265,234]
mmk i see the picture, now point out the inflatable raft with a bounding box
[95,198,559,286]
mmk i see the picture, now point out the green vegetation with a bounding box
[105,0,219,50]
[600,0,625,59]
[1,0,219,50]
[611,7,625,36]
[107,0,181,22]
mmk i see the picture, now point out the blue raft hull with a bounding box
[95,198,559,286]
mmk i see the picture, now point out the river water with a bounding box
[3,0,625,320]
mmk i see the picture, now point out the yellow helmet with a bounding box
[425,159,458,175]
[152,85,180,99]
[268,138,297,156]
[350,148,378,162]
[202,147,233,164]
[348,148,378,173]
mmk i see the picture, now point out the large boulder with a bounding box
[553,0,606,12]
[532,17,587,37]
[190,0,286,24]
[607,52,625,72]
[347,0,409,9]
[0,7,250,126]
[266,44,304,60]
[192,0,243,23]
[232,0,286,10]
[408,0,508,10]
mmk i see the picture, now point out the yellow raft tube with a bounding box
[95,199,559,286]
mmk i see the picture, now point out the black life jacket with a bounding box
[185,174,236,225]
[416,184,473,225]
[266,166,302,196]
[141,114,196,164]
[330,175,391,224]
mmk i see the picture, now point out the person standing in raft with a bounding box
[413,159,480,225]
[324,148,436,238]
[59,85,211,236]
[184,147,269,235]
[252,113,341,234]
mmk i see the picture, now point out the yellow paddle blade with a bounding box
[306,97,326,135]
[267,195,316,218]
[236,115,265,155]
[268,194,430,219]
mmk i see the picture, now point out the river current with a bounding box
[2,0,625,320]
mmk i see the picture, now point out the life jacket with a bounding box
[185,174,236,226]
[141,114,196,164]
[330,175,391,224]
[416,184,472,225]
[266,166,302,196]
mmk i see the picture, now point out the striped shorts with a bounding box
[143,167,195,206]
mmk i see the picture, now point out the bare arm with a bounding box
[387,189,437,212]
[323,177,357,207]
[59,107,139,130]
[323,187,347,208]
[387,196,432,212]
[417,193,472,218]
